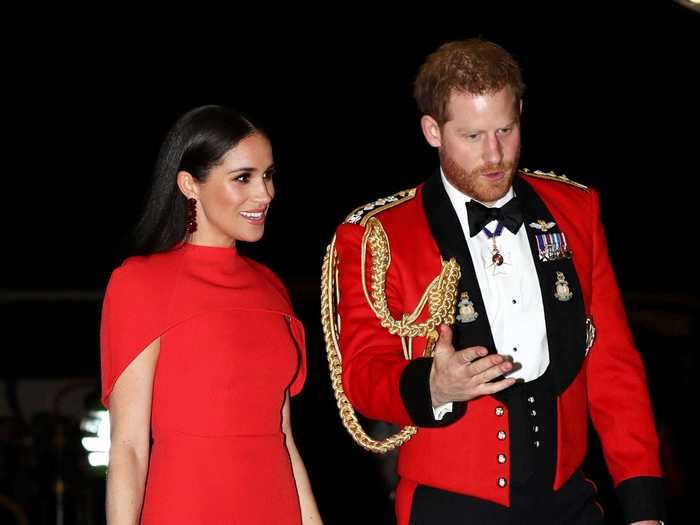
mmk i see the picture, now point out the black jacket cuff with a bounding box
[616,476,666,523]
[399,357,467,427]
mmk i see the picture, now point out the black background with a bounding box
[2,3,697,523]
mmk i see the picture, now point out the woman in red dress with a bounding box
[100,105,322,524]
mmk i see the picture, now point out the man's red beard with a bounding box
[440,148,520,203]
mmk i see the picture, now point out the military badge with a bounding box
[529,220,556,232]
[554,272,573,302]
[585,317,596,355]
[456,291,479,323]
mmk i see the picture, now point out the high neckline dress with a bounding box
[100,242,306,524]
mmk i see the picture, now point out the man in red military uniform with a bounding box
[330,39,664,524]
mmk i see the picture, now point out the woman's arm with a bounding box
[105,338,160,525]
[282,393,323,525]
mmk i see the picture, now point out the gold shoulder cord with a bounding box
[321,216,461,453]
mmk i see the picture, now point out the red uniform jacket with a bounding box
[333,170,663,523]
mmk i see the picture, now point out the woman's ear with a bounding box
[176,171,199,199]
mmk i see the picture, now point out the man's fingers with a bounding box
[472,359,513,384]
[455,346,489,365]
[477,377,517,396]
[468,353,509,375]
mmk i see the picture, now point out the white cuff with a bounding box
[432,402,454,421]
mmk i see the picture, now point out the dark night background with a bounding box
[1,3,697,523]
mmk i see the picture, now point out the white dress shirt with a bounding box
[433,170,550,420]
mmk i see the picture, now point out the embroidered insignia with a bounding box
[456,291,479,323]
[344,188,416,225]
[585,317,596,355]
[528,220,556,232]
[520,168,588,191]
[554,271,574,302]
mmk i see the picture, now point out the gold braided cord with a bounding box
[321,237,417,453]
[361,218,461,341]
[321,219,461,453]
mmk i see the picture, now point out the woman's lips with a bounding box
[240,209,266,224]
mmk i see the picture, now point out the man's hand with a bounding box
[430,324,516,407]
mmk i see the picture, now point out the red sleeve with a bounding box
[335,222,414,426]
[99,262,169,408]
[585,188,662,484]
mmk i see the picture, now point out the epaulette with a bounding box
[343,188,417,226]
[520,168,588,191]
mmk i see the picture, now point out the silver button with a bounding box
[528,396,535,403]
[497,454,507,464]
[533,425,539,433]
[530,410,537,417]
[533,440,541,448]
[497,431,506,440]
[495,407,505,416]
[498,477,508,487]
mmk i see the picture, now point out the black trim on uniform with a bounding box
[399,357,467,427]
[616,476,666,523]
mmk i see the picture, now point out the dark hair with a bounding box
[414,38,525,125]
[131,105,264,255]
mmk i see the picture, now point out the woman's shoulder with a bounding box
[106,248,184,298]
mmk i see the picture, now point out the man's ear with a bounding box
[420,115,442,148]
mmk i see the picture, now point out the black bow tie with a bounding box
[466,197,524,237]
